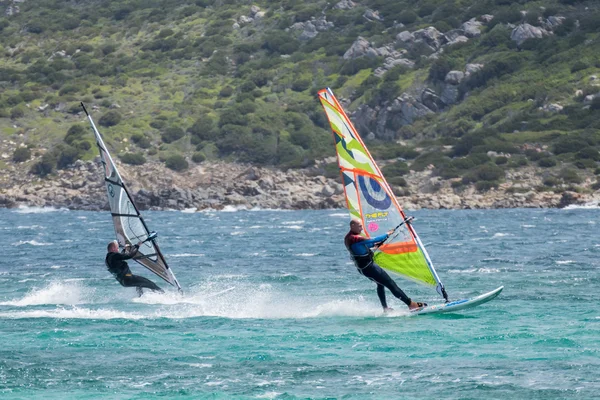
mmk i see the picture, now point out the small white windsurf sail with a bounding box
[81,103,182,291]
[317,88,448,301]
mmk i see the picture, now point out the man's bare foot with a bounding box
[408,300,427,310]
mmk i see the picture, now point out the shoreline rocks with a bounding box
[1,160,598,212]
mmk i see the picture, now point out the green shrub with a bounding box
[543,176,560,187]
[192,152,206,163]
[219,86,233,97]
[161,126,185,143]
[382,161,409,177]
[397,10,418,24]
[475,163,504,181]
[571,61,589,73]
[150,119,166,130]
[538,157,557,167]
[13,147,31,162]
[98,110,122,127]
[10,106,25,119]
[30,152,56,176]
[120,152,146,165]
[577,147,600,161]
[475,181,499,192]
[574,159,597,169]
[559,168,582,183]
[291,79,311,92]
[165,154,188,171]
[495,156,508,165]
[56,144,81,169]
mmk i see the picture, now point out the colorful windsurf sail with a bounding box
[317,88,448,301]
[81,103,182,292]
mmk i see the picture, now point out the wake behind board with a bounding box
[411,286,503,316]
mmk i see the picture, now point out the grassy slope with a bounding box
[0,0,598,190]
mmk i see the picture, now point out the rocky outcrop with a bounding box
[289,16,334,40]
[1,154,598,211]
[511,23,549,45]
[334,0,355,10]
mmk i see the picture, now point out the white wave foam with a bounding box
[282,225,302,230]
[493,233,511,238]
[329,213,348,218]
[0,281,89,306]
[282,220,304,225]
[447,268,500,274]
[14,205,68,214]
[170,253,205,258]
[556,260,575,265]
[295,253,316,257]
[256,392,283,399]
[11,240,52,246]
[50,265,63,269]
[522,225,536,228]
[230,231,244,236]
[563,202,599,210]
[17,225,45,229]
[0,280,398,320]
[0,307,146,320]
[181,207,197,213]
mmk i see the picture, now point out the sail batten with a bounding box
[81,103,181,291]
[318,88,446,298]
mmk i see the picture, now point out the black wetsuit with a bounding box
[105,245,163,295]
[345,231,411,309]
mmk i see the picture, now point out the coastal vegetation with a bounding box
[0,0,599,194]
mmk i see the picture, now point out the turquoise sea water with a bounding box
[0,207,598,399]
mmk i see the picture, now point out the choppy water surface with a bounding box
[0,207,598,399]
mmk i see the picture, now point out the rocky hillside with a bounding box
[1,0,599,208]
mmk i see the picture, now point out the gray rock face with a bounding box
[395,93,435,125]
[545,16,565,29]
[413,27,447,51]
[465,63,484,76]
[363,9,383,22]
[511,23,549,45]
[481,14,494,23]
[343,37,381,59]
[445,70,465,85]
[421,89,445,112]
[396,31,414,43]
[334,0,355,10]
[462,19,483,37]
[441,84,460,105]
[290,16,334,40]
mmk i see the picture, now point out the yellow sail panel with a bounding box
[318,88,440,289]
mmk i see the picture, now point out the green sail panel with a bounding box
[318,88,444,293]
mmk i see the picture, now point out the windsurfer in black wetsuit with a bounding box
[105,240,164,296]
[345,219,426,312]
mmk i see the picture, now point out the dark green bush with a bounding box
[13,147,31,162]
[475,181,499,192]
[577,147,600,161]
[30,152,56,177]
[120,152,146,165]
[56,144,81,169]
[382,161,409,177]
[538,157,557,167]
[475,163,504,181]
[10,106,25,119]
[165,154,188,171]
[161,126,185,143]
[219,86,233,97]
[192,152,206,163]
[559,168,582,183]
[98,110,122,127]
[495,156,508,165]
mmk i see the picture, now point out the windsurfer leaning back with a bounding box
[344,218,426,312]
[105,240,164,296]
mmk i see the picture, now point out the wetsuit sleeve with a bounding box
[358,234,389,247]
[113,244,139,260]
